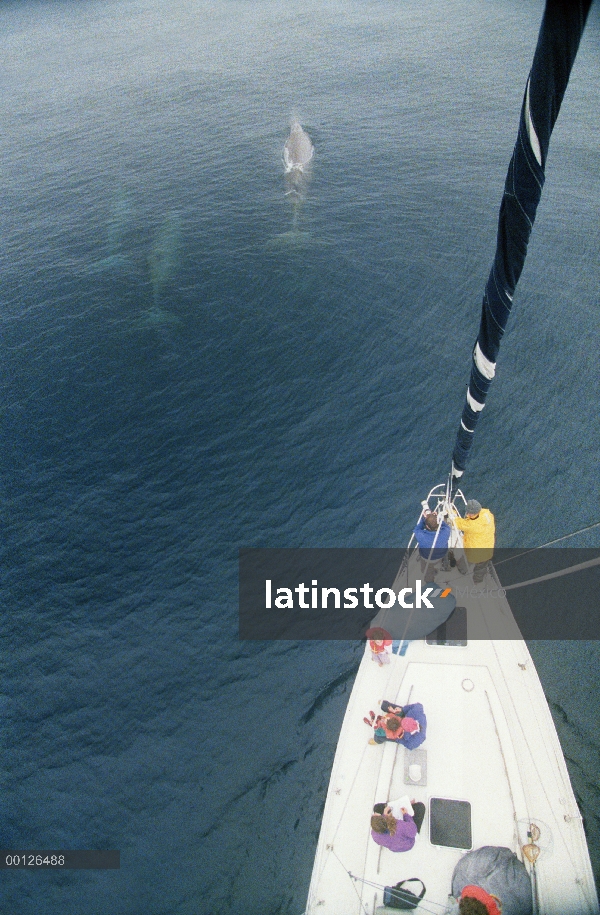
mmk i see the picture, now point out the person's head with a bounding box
[458,898,488,915]
[459,887,501,915]
[369,628,388,641]
[370,814,397,836]
[424,512,439,531]
[465,499,482,519]
[385,715,402,734]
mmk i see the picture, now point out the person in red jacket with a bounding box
[367,627,392,666]
[365,700,427,750]
[447,845,532,915]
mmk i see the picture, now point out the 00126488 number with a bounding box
[5,854,65,866]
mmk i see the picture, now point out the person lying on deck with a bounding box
[365,700,427,749]
[446,846,532,915]
[370,799,426,853]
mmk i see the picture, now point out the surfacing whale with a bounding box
[268,119,328,248]
[283,120,314,173]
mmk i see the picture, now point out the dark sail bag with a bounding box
[383,878,426,910]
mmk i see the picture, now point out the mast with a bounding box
[450,0,593,488]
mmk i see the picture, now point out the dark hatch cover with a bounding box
[429,797,472,849]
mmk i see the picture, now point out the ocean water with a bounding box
[1,0,599,912]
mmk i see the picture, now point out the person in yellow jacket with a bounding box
[452,499,495,584]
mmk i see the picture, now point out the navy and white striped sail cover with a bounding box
[451,0,593,485]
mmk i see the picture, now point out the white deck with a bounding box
[306,554,598,915]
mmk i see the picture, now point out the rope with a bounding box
[502,554,600,591]
[341,861,446,914]
[330,848,370,915]
[494,521,600,567]
[329,846,448,915]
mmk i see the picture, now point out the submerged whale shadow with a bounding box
[129,212,183,331]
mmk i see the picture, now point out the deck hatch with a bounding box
[426,606,467,646]
[429,797,472,849]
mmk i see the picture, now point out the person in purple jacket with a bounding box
[370,801,426,852]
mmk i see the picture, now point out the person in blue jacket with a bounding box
[372,700,427,750]
[413,511,450,582]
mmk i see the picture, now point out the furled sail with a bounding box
[451,0,593,487]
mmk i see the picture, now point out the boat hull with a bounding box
[306,556,598,915]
